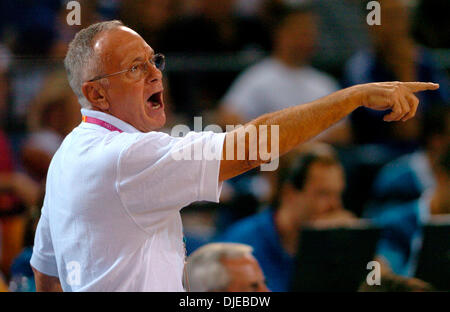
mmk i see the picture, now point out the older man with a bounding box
[30,20,438,291]
[186,243,268,292]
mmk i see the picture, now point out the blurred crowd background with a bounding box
[0,0,449,292]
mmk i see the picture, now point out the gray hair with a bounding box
[64,20,124,109]
[186,243,254,292]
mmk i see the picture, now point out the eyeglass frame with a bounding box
[87,53,165,82]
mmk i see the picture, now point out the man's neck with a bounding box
[90,106,110,114]
[274,206,301,256]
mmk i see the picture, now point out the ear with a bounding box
[81,81,109,111]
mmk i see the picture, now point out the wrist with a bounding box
[331,85,363,111]
[345,84,365,109]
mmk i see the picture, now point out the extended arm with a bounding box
[219,82,439,181]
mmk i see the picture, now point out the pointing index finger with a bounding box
[402,82,440,92]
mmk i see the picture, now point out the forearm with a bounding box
[32,266,63,292]
[219,86,361,181]
[219,81,438,181]
[253,87,360,153]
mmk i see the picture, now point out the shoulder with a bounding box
[117,130,225,178]
[372,151,426,199]
[47,129,147,179]
[371,200,420,226]
[121,130,223,157]
[376,153,418,180]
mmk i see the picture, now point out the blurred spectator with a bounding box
[162,0,269,54]
[0,129,22,274]
[21,70,81,181]
[217,2,350,144]
[308,0,370,77]
[1,1,60,131]
[181,202,220,256]
[219,2,339,124]
[6,60,51,133]
[0,129,40,275]
[216,144,358,291]
[358,273,434,292]
[4,1,60,58]
[161,0,270,117]
[369,106,450,205]
[258,0,370,77]
[344,0,450,147]
[366,145,450,277]
[119,0,175,51]
[2,1,101,132]
[8,191,44,292]
[213,170,272,234]
[186,243,268,292]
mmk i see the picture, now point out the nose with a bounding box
[145,63,162,84]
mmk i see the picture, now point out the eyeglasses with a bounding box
[88,53,165,82]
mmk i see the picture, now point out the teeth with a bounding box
[152,104,161,110]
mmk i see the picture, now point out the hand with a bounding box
[307,209,358,229]
[355,81,439,122]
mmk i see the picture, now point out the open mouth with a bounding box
[147,91,163,110]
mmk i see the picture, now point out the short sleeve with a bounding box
[116,131,226,231]
[30,207,59,277]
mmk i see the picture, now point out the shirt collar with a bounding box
[80,108,140,133]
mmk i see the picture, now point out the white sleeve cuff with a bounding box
[30,249,59,277]
[198,132,226,202]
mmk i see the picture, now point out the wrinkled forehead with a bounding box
[92,26,153,69]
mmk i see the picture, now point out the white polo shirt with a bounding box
[30,108,225,291]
